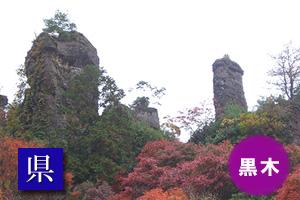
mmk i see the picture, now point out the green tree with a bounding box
[98,67,125,108]
[223,103,246,118]
[131,96,150,110]
[14,65,28,105]
[68,104,166,184]
[129,81,166,107]
[43,10,77,35]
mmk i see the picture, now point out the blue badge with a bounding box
[18,148,64,190]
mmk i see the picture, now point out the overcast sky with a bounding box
[1,0,300,141]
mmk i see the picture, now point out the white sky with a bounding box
[1,0,300,141]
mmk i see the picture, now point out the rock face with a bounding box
[0,95,8,108]
[135,107,160,129]
[213,55,247,120]
[20,31,100,136]
[0,95,8,126]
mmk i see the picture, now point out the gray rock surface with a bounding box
[135,107,160,129]
[213,55,247,119]
[0,95,8,108]
[21,31,99,132]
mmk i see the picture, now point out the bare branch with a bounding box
[269,43,300,100]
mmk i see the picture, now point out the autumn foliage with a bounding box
[275,165,300,200]
[285,144,300,167]
[112,140,234,199]
[138,188,188,200]
[0,137,42,196]
[0,137,76,199]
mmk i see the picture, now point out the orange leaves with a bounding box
[139,188,167,200]
[275,165,300,200]
[138,188,188,200]
[64,172,74,187]
[0,137,41,189]
[0,137,42,198]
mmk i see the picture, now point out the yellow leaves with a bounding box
[238,113,263,131]
[220,118,236,127]
[221,112,285,131]
[161,121,181,136]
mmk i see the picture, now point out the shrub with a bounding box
[138,187,188,200]
[285,144,300,167]
[229,192,272,200]
[275,165,300,200]
[0,137,42,196]
[72,180,114,200]
[115,140,234,199]
[193,111,292,145]
[108,188,132,200]
[43,10,77,35]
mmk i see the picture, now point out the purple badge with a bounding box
[228,135,290,196]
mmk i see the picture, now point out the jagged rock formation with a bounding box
[135,107,160,129]
[20,31,100,137]
[213,55,247,120]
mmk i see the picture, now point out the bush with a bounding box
[0,136,77,200]
[229,192,272,200]
[192,96,294,145]
[71,180,114,200]
[285,144,300,167]
[275,165,300,200]
[114,140,235,199]
[192,111,292,145]
[138,188,188,200]
[0,137,42,196]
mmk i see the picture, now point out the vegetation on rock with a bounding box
[1,11,300,200]
[43,10,77,35]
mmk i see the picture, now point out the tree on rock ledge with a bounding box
[43,10,77,35]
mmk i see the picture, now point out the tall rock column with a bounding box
[213,55,247,120]
[20,31,100,139]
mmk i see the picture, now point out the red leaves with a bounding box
[0,137,42,197]
[120,157,163,198]
[0,137,41,185]
[161,142,233,197]
[114,140,234,199]
[275,165,300,200]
